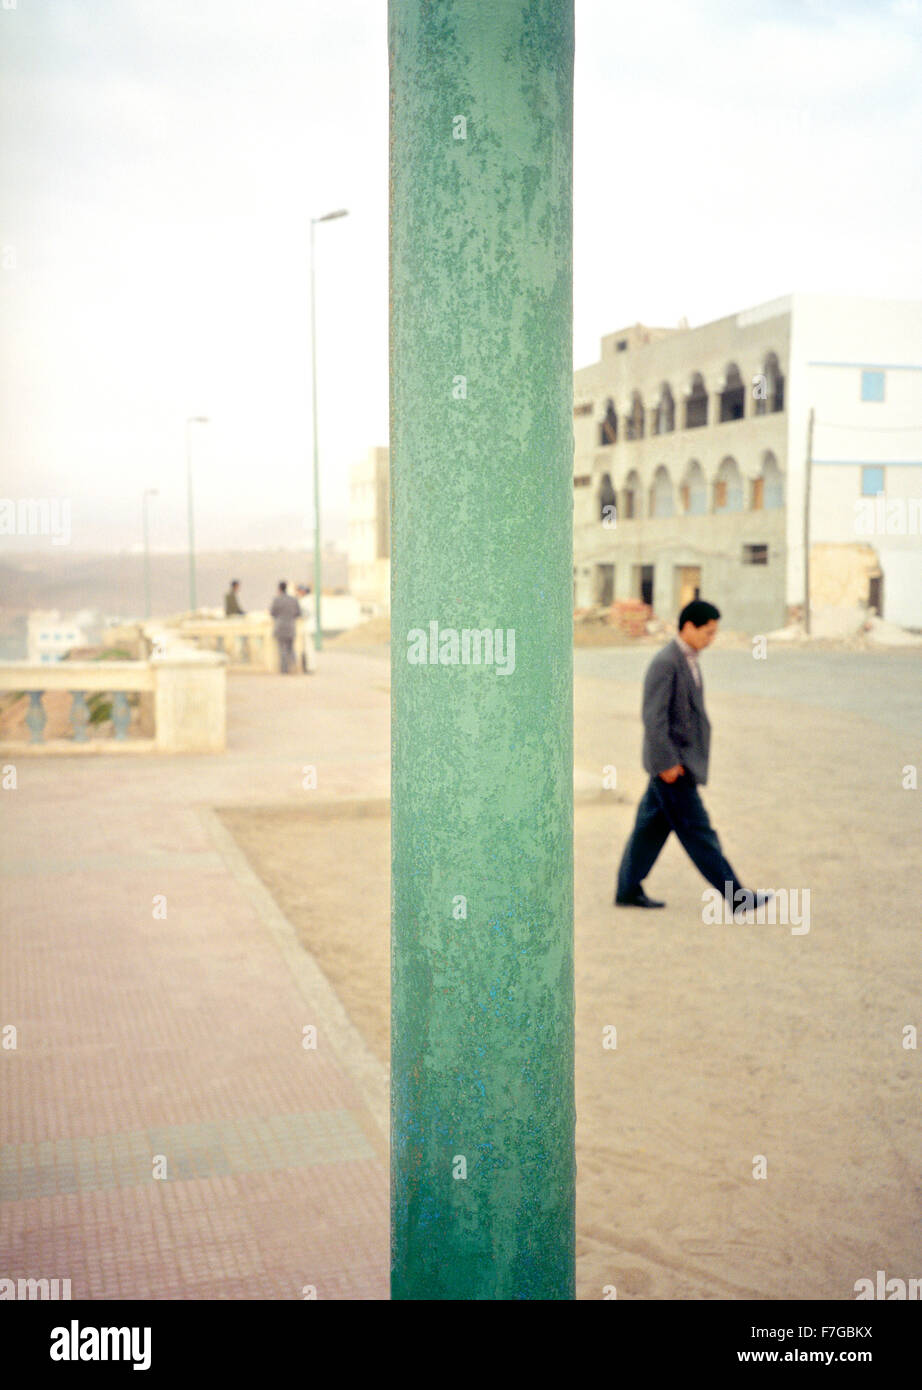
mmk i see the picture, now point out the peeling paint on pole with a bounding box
[389,0,575,1300]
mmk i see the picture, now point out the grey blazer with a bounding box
[270,594,301,640]
[641,639,711,785]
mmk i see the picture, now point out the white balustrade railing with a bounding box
[151,613,309,673]
[0,649,226,754]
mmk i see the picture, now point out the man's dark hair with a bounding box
[278,581,288,593]
[678,599,721,629]
[230,579,239,588]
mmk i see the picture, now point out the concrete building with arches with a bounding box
[573,293,922,632]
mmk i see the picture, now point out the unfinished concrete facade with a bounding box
[574,294,922,633]
[574,306,789,632]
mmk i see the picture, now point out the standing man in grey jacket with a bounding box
[615,599,767,911]
[270,581,302,675]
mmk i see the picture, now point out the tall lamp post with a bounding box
[390,1,575,1298]
[803,406,814,636]
[142,488,159,619]
[185,415,209,614]
[310,208,349,651]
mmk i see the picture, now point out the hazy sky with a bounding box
[2,0,921,554]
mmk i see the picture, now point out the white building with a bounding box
[791,296,922,629]
[348,446,390,613]
[573,294,922,632]
[27,610,90,664]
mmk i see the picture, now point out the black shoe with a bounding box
[614,889,666,909]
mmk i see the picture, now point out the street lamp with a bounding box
[142,488,159,619]
[185,416,210,613]
[310,208,349,651]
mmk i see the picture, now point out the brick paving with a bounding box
[0,651,390,1300]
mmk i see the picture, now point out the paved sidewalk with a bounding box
[0,652,391,1300]
[5,643,919,1302]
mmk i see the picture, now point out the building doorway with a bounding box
[868,572,883,617]
[632,564,655,608]
[674,565,701,614]
[595,564,614,607]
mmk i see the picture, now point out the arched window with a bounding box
[714,457,743,512]
[621,469,641,520]
[684,372,708,429]
[598,471,617,523]
[650,465,674,518]
[750,452,784,509]
[763,452,784,508]
[599,399,618,445]
[718,363,746,423]
[754,352,785,416]
[652,383,675,435]
[679,460,707,515]
[625,391,645,441]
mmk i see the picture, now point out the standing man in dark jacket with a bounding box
[224,580,245,616]
[270,581,301,674]
[615,599,767,911]
[224,579,249,662]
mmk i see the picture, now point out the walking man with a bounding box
[615,599,769,912]
[270,581,301,674]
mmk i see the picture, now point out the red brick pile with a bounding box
[605,600,651,637]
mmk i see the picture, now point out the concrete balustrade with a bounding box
[161,613,307,673]
[0,649,226,754]
[150,650,226,752]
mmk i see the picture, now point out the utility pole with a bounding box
[142,488,158,620]
[803,407,814,635]
[185,416,209,613]
[389,0,575,1299]
[309,208,349,652]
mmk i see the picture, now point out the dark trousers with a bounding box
[277,637,295,674]
[617,775,745,901]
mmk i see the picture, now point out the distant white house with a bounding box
[27,610,91,664]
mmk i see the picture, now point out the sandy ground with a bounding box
[331,612,922,652]
[334,615,674,649]
[218,652,922,1300]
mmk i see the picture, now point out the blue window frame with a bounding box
[861,370,885,402]
[861,466,885,496]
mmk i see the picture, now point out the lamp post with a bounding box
[310,208,348,651]
[390,0,575,1299]
[142,488,158,619]
[185,416,209,614]
[803,407,814,635]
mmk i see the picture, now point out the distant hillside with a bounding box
[0,548,350,624]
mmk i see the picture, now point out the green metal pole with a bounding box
[389,0,575,1300]
[186,422,197,614]
[142,489,156,620]
[185,416,208,613]
[310,218,323,651]
[309,210,348,650]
